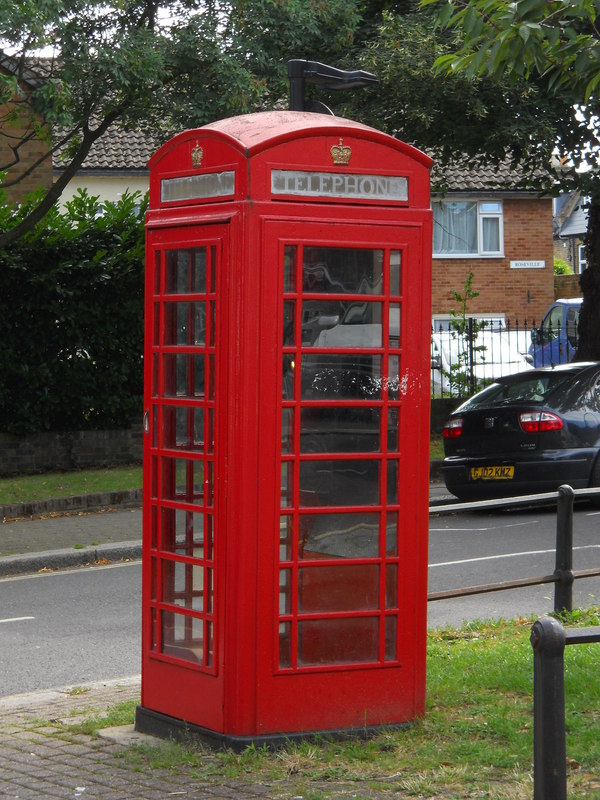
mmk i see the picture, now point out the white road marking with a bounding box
[430,519,540,532]
[429,544,600,569]
[0,616,35,624]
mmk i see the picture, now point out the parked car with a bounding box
[528,298,582,367]
[441,362,600,500]
[431,330,533,396]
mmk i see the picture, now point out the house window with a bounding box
[433,200,503,257]
[578,243,587,273]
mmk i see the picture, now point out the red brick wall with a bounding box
[0,85,53,204]
[432,197,555,325]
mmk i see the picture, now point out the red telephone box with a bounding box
[136,111,432,746]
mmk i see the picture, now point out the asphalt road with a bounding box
[0,500,598,696]
[0,562,141,696]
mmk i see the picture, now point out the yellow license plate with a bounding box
[471,465,514,481]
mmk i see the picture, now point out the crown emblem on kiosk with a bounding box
[330,138,352,165]
[191,141,204,168]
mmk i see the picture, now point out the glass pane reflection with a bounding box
[299,460,380,506]
[298,618,379,665]
[299,512,380,558]
[301,301,383,348]
[161,611,204,664]
[301,354,382,400]
[299,564,379,611]
[302,247,383,295]
[160,507,205,556]
[163,302,206,346]
[390,250,401,296]
[300,407,380,453]
[165,248,207,294]
[163,354,205,398]
[163,406,204,451]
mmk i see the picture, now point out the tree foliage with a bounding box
[0,190,146,433]
[427,0,600,102]
[420,0,600,359]
[336,3,571,185]
[0,0,361,248]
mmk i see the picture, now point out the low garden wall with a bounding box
[0,401,459,476]
[0,425,143,477]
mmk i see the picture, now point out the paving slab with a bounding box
[0,677,416,799]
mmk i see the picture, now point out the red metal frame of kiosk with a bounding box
[137,111,432,745]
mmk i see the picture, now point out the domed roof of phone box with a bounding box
[149,111,432,167]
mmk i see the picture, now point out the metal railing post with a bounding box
[530,616,567,800]
[554,485,575,613]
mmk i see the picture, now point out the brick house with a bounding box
[430,160,555,327]
[0,53,53,203]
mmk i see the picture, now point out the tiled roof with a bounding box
[0,52,51,89]
[430,155,548,193]
[53,125,164,172]
[53,122,549,192]
[559,200,588,237]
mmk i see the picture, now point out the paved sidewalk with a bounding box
[0,476,453,575]
[0,677,415,799]
[0,506,142,576]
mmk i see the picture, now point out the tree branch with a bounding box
[0,105,128,249]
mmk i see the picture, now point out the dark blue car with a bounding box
[528,298,581,367]
[442,362,600,500]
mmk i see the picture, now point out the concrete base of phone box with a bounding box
[135,705,411,752]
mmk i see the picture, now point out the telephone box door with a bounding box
[256,218,429,732]
[141,223,228,731]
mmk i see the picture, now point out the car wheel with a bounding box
[589,454,600,508]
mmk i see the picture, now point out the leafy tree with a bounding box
[444,271,488,396]
[421,0,600,360]
[0,0,361,247]
[329,1,570,186]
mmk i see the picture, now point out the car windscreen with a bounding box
[461,372,576,409]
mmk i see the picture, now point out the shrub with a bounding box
[0,189,147,433]
[554,256,573,275]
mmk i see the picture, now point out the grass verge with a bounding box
[0,464,143,505]
[61,610,600,799]
[0,438,445,507]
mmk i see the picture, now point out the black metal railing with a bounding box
[430,318,579,399]
[428,485,600,612]
[428,486,600,800]
[530,616,600,800]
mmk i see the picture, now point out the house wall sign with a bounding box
[510,259,545,269]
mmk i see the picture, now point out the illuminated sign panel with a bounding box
[161,171,235,203]
[271,170,408,201]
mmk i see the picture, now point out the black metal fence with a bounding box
[428,485,600,611]
[531,616,600,800]
[428,486,600,800]
[430,318,579,399]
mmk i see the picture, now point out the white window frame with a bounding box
[578,243,587,273]
[432,199,504,258]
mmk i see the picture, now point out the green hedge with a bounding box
[0,190,146,434]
